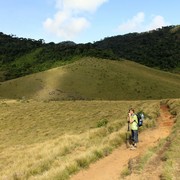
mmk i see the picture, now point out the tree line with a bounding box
[94,25,180,70]
[0,25,179,81]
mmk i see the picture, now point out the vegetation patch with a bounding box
[0,26,179,82]
[160,99,180,180]
[0,58,179,101]
[97,119,108,127]
[0,99,160,179]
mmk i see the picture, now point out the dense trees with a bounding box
[0,35,118,81]
[0,33,43,63]
[95,26,180,71]
[0,25,179,81]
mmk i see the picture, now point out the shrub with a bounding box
[97,119,108,127]
[121,167,131,178]
[93,149,104,159]
[76,157,89,168]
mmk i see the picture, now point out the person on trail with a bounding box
[128,108,138,149]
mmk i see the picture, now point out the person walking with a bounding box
[128,108,138,149]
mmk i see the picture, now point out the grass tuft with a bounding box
[97,119,108,128]
[76,157,90,168]
[121,167,131,178]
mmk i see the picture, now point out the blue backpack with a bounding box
[136,112,144,127]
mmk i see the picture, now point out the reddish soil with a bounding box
[71,105,174,180]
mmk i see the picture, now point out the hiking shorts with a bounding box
[131,130,138,143]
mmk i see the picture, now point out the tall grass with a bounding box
[160,99,180,179]
[0,99,160,179]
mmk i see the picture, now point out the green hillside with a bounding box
[0,57,179,100]
[95,25,180,72]
[0,25,179,81]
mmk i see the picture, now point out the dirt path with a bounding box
[71,105,174,180]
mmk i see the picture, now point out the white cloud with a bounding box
[147,15,168,30]
[117,12,169,34]
[118,12,145,34]
[43,11,90,39]
[56,0,108,13]
[43,0,108,40]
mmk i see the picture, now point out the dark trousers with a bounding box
[131,130,138,143]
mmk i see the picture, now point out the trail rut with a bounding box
[71,104,174,180]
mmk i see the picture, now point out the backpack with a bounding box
[136,112,144,127]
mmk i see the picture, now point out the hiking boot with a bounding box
[129,144,134,148]
[130,146,136,150]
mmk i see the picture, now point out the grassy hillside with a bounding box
[0,25,179,81]
[0,99,159,179]
[0,57,180,101]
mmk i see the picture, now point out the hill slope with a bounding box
[0,25,179,81]
[95,25,180,71]
[0,57,179,100]
[0,99,161,179]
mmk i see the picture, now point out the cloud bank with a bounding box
[43,0,108,40]
[118,12,169,34]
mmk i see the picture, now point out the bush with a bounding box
[97,119,108,128]
[76,157,89,168]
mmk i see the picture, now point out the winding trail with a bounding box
[71,105,174,180]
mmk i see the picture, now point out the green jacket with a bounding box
[130,114,138,130]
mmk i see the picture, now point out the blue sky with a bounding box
[0,0,179,44]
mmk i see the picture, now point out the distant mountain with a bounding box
[0,25,179,81]
[0,33,117,81]
[94,25,180,71]
[0,57,180,101]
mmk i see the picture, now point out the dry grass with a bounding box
[119,99,180,180]
[160,99,180,179]
[0,99,160,179]
[0,57,179,179]
[0,57,180,101]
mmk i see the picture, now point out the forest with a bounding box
[0,25,179,81]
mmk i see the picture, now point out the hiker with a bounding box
[128,108,138,149]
